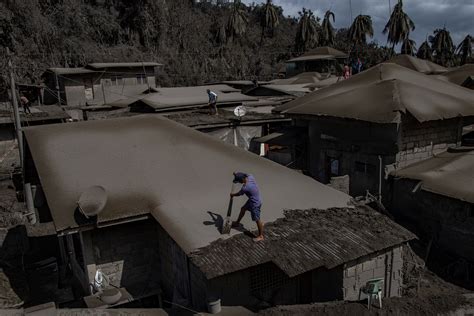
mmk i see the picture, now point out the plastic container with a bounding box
[207,298,221,314]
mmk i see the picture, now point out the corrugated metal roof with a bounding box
[190,207,415,279]
[87,62,162,69]
[276,63,474,123]
[391,148,474,203]
[23,116,352,252]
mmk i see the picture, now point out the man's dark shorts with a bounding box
[243,201,261,221]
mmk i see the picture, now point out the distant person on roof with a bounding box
[206,89,218,115]
[20,95,31,114]
[231,172,264,242]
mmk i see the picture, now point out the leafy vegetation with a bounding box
[0,0,470,98]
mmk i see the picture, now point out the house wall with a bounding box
[156,222,193,308]
[306,118,398,197]
[43,67,156,106]
[395,115,462,169]
[301,115,465,198]
[343,245,404,301]
[390,178,474,261]
[190,246,404,310]
[81,219,161,298]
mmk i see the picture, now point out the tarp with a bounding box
[276,63,474,124]
[207,126,262,150]
[388,55,447,74]
[391,148,474,203]
[23,116,351,253]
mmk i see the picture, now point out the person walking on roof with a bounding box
[20,95,32,114]
[231,172,264,242]
[206,89,218,115]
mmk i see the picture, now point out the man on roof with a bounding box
[231,172,264,242]
[206,89,218,115]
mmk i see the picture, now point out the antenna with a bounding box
[77,185,108,218]
[233,105,247,118]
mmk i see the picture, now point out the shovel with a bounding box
[222,183,237,234]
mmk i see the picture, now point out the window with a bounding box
[136,74,147,85]
[111,75,123,86]
[355,161,376,175]
[330,158,340,177]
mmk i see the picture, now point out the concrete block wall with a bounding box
[343,246,404,301]
[391,179,474,261]
[397,116,462,168]
[82,219,160,297]
[395,142,457,169]
[156,223,192,307]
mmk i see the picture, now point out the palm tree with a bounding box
[430,28,455,66]
[401,38,416,55]
[320,10,335,46]
[348,15,374,46]
[226,0,248,41]
[383,0,415,52]
[417,40,432,60]
[295,8,319,52]
[259,0,279,44]
[456,34,472,65]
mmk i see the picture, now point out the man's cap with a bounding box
[233,172,247,183]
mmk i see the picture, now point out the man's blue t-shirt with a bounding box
[236,174,262,208]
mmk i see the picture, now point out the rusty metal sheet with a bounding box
[190,207,415,279]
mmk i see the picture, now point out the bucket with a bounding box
[207,298,221,314]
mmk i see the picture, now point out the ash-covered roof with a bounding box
[190,207,415,279]
[276,63,474,124]
[87,62,162,69]
[286,47,348,63]
[133,85,257,112]
[303,46,348,57]
[164,109,288,129]
[0,104,70,125]
[391,148,474,203]
[388,55,447,74]
[23,116,351,252]
[438,64,474,86]
[46,68,97,75]
[245,84,311,97]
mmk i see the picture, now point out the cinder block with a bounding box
[362,260,376,271]
[358,270,374,283]
[376,256,386,268]
[346,266,356,277]
[373,267,385,279]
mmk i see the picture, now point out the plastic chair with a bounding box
[362,278,384,310]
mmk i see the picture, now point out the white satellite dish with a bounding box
[233,105,247,118]
[77,185,107,218]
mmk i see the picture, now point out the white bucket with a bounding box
[207,298,221,314]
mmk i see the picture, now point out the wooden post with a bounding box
[55,72,61,105]
[6,48,24,171]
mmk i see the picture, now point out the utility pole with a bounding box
[6,48,24,171]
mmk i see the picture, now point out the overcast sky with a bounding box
[242,0,474,47]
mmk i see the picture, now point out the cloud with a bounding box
[242,0,474,46]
